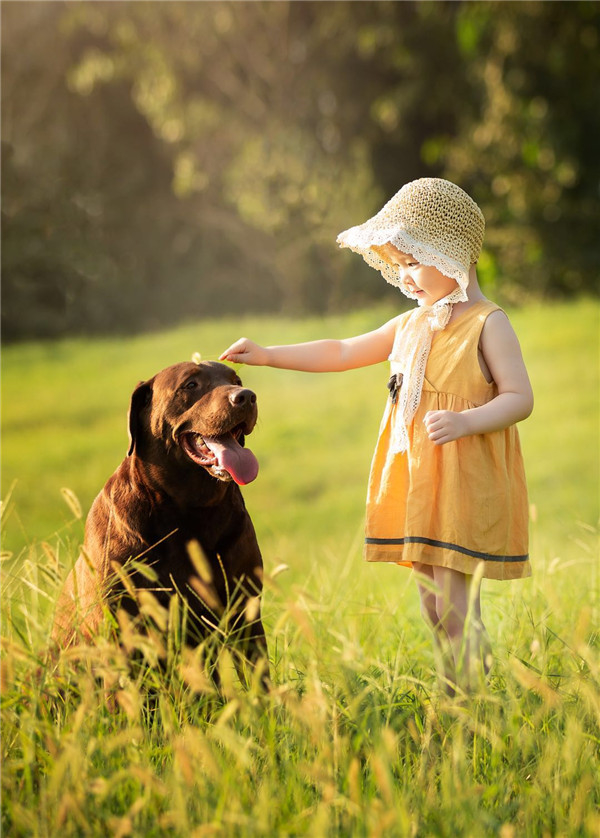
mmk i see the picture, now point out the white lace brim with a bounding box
[337,224,469,303]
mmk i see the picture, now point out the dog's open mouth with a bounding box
[180,426,259,485]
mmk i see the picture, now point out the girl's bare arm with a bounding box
[425,311,533,445]
[220,317,400,372]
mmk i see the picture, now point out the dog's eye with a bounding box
[184,380,198,390]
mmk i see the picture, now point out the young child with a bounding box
[220,178,533,692]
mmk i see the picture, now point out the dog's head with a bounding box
[128,361,259,485]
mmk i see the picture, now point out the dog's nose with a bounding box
[229,388,257,407]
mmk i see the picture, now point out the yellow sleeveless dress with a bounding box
[364,299,530,580]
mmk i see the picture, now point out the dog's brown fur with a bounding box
[51,361,268,685]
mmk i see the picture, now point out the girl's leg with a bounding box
[431,565,491,689]
[412,563,457,692]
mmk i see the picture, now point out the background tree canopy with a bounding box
[2,0,598,341]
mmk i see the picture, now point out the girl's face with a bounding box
[373,243,458,305]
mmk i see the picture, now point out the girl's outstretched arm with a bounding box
[220,317,400,373]
[425,310,533,445]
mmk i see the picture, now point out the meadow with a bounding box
[1,298,599,837]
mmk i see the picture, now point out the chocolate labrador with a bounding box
[51,361,269,687]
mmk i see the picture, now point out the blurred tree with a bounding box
[443,1,600,300]
[1,2,190,339]
[1,1,598,341]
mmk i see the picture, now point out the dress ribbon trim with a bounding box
[365,535,528,563]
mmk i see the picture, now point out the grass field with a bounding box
[1,299,599,836]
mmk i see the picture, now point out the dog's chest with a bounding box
[131,502,239,586]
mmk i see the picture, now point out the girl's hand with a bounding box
[424,410,469,445]
[220,338,269,366]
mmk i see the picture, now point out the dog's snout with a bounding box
[229,388,257,407]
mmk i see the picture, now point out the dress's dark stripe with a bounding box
[365,536,528,563]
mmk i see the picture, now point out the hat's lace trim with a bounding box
[337,225,469,302]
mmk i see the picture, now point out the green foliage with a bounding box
[445,2,600,300]
[2,2,599,341]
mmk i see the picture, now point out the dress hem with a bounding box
[364,539,531,581]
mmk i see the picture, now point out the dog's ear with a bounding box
[127,379,153,456]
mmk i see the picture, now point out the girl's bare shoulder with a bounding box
[382,308,414,333]
[480,307,519,342]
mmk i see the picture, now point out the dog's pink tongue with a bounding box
[203,434,259,485]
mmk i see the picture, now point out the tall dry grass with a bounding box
[2,515,598,837]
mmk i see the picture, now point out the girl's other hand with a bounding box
[219,338,269,366]
[424,410,469,445]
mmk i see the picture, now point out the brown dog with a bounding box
[51,361,269,687]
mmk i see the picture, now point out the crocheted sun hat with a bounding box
[336,178,485,301]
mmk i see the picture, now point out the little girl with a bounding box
[220,178,533,692]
